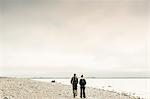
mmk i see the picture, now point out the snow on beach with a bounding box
[0,78,142,99]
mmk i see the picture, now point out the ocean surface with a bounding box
[33,78,150,99]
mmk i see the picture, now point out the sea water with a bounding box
[33,79,150,99]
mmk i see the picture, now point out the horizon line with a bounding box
[1,76,150,79]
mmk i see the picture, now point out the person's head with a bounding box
[81,75,83,78]
[74,74,76,77]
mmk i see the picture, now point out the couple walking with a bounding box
[71,74,86,98]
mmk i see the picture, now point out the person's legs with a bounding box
[83,87,86,98]
[80,87,83,98]
[73,89,76,98]
[74,84,77,96]
[74,90,77,96]
[73,85,75,98]
[73,84,78,98]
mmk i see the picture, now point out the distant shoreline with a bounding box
[1,77,150,79]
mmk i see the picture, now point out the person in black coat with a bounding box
[71,74,78,98]
[79,75,86,98]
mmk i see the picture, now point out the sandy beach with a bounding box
[0,78,142,99]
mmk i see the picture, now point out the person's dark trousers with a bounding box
[80,87,86,98]
[72,84,77,98]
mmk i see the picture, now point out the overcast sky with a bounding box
[0,0,149,77]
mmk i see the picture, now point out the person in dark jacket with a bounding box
[79,75,86,98]
[71,74,78,98]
